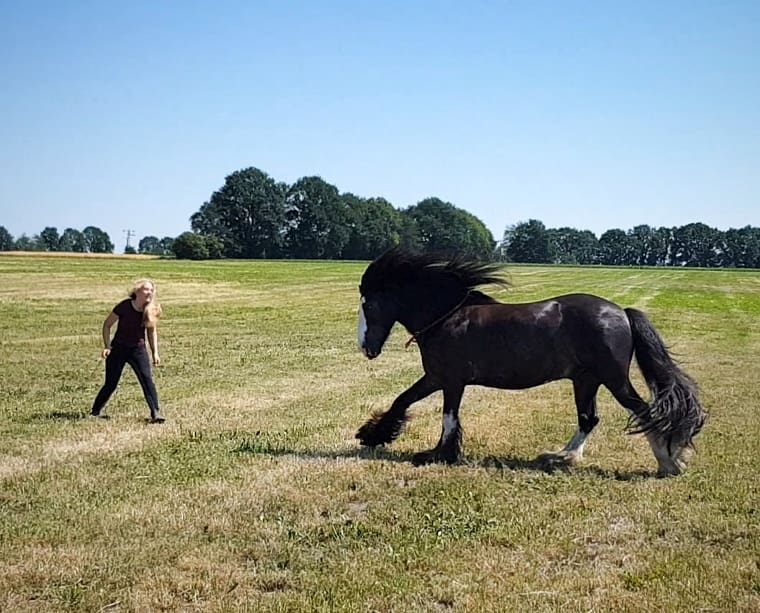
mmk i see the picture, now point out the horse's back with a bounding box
[424,292,634,389]
[470,293,628,334]
[511,293,633,358]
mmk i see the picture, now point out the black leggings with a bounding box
[91,342,160,416]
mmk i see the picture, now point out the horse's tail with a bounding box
[624,308,705,449]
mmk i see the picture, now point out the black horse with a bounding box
[356,248,704,476]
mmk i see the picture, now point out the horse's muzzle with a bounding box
[361,345,380,360]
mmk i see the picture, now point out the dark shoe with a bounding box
[150,412,166,424]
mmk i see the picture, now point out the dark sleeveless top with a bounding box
[112,299,146,347]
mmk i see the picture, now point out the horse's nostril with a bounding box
[362,346,379,359]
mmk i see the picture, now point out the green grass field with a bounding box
[1,254,758,612]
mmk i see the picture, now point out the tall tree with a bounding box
[670,223,721,267]
[398,214,423,252]
[138,235,162,255]
[503,219,551,263]
[285,176,351,259]
[159,236,175,256]
[14,234,43,251]
[627,225,655,266]
[598,229,631,265]
[547,227,600,264]
[59,228,86,252]
[0,226,13,250]
[39,227,60,251]
[192,167,287,258]
[723,226,760,268]
[82,226,114,253]
[172,232,209,260]
[649,227,673,266]
[573,230,601,264]
[402,197,495,259]
[342,194,403,260]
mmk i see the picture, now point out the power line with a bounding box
[123,229,135,250]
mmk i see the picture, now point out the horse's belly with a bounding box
[438,343,572,389]
[424,317,576,388]
[470,365,565,389]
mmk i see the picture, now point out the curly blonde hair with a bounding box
[129,278,162,329]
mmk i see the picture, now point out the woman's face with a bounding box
[135,283,154,303]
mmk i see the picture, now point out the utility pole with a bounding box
[123,229,135,252]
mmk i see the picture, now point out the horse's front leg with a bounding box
[356,376,440,447]
[412,385,465,466]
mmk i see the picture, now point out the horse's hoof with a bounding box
[355,421,378,446]
[412,451,432,466]
[655,459,685,477]
[537,451,576,468]
[413,449,447,466]
[412,449,458,466]
[440,448,459,465]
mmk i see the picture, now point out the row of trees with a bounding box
[0,226,176,256]
[502,220,760,268]
[0,225,115,253]
[182,167,758,267]
[1,167,496,260]
[185,167,495,260]
[2,164,757,267]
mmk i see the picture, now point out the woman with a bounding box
[91,278,166,423]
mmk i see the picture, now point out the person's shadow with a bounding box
[37,410,89,421]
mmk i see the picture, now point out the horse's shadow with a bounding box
[234,440,656,481]
[477,454,654,481]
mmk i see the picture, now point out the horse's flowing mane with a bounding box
[361,247,511,294]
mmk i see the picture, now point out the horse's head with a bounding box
[358,248,419,359]
[357,290,399,359]
[357,247,509,359]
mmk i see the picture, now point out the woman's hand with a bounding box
[101,348,111,359]
[153,352,161,366]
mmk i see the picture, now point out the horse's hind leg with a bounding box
[539,378,600,467]
[412,385,464,466]
[356,375,440,447]
[607,378,686,476]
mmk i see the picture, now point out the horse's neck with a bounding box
[397,307,433,335]
[399,287,490,334]
[466,290,500,305]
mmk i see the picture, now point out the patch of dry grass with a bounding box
[1,255,758,611]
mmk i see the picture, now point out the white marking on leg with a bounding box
[562,429,588,462]
[357,297,368,353]
[442,413,458,443]
[646,433,683,476]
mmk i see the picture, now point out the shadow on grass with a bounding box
[233,435,656,481]
[477,454,655,481]
[34,410,89,421]
[27,411,157,423]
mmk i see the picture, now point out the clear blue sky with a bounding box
[2,1,758,251]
